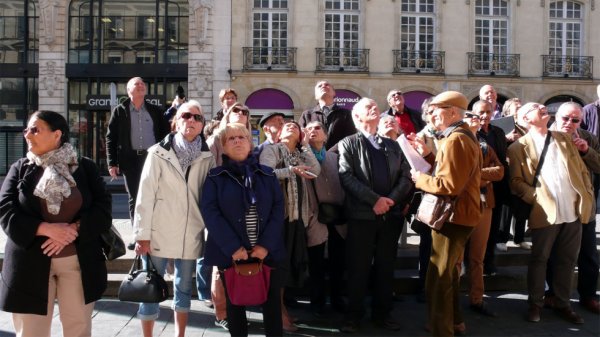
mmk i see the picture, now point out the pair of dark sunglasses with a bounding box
[465,113,481,120]
[232,108,249,116]
[560,116,580,124]
[179,112,204,123]
[23,126,44,135]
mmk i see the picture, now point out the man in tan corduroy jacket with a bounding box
[507,102,594,325]
[412,91,482,337]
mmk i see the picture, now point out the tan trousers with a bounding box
[12,255,95,337]
[211,266,227,320]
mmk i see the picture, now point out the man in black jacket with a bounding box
[385,89,425,135]
[105,77,170,248]
[338,97,413,333]
[299,80,356,150]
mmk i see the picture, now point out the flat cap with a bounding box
[259,111,285,127]
[430,91,468,110]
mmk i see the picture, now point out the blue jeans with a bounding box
[137,256,195,320]
[196,257,212,300]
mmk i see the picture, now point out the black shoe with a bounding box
[372,316,402,331]
[340,320,359,333]
[127,241,136,250]
[284,296,300,308]
[311,305,326,318]
[470,301,498,317]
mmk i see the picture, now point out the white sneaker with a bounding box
[496,243,508,252]
[517,241,532,250]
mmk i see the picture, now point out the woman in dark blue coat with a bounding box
[201,123,285,337]
[0,110,112,337]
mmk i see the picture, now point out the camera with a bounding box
[176,86,185,100]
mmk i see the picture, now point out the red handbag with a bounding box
[224,259,271,306]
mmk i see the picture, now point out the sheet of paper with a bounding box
[490,116,515,135]
[397,134,432,173]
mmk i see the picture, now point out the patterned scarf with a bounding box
[26,143,78,215]
[172,132,204,173]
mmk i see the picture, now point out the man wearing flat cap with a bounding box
[385,89,426,135]
[410,91,482,337]
[256,111,286,154]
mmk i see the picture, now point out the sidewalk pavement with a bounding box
[0,290,597,336]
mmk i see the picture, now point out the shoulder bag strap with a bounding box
[532,131,552,187]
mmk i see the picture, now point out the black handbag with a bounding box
[318,203,345,225]
[100,225,126,261]
[118,255,169,303]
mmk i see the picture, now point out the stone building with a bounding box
[0,0,598,174]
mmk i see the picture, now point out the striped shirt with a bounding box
[245,205,258,246]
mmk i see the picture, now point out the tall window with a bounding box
[252,0,288,66]
[68,0,189,64]
[324,0,360,67]
[548,1,582,57]
[400,0,434,69]
[474,0,508,55]
[0,0,39,175]
[0,0,38,63]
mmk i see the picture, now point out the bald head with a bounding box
[479,85,497,106]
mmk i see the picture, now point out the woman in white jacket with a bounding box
[133,100,215,337]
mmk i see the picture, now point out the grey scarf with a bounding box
[26,143,79,215]
[172,132,204,173]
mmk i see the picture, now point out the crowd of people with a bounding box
[0,77,599,337]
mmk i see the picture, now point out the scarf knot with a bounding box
[223,154,259,206]
[26,143,79,215]
[173,133,204,173]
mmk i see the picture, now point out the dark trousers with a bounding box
[547,220,599,301]
[345,217,402,321]
[221,267,284,337]
[327,222,346,301]
[121,153,147,225]
[427,223,473,337]
[529,221,581,309]
[411,219,432,292]
[498,197,527,244]
[307,243,327,309]
[196,257,212,300]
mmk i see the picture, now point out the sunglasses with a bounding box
[560,116,581,124]
[232,108,249,116]
[465,113,481,120]
[179,112,204,123]
[23,126,44,135]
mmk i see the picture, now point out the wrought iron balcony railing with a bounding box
[315,48,369,72]
[542,55,593,79]
[467,52,520,77]
[242,47,297,71]
[392,50,445,74]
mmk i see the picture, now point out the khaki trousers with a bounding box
[12,255,94,337]
[427,223,473,337]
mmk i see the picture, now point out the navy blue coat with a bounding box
[201,162,285,269]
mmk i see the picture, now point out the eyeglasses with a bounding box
[232,108,249,116]
[23,126,43,135]
[465,113,481,120]
[525,104,547,115]
[179,112,204,123]
[306,125,322,131]
[560,116,581,124]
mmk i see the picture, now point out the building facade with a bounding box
[1,0,599,174]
